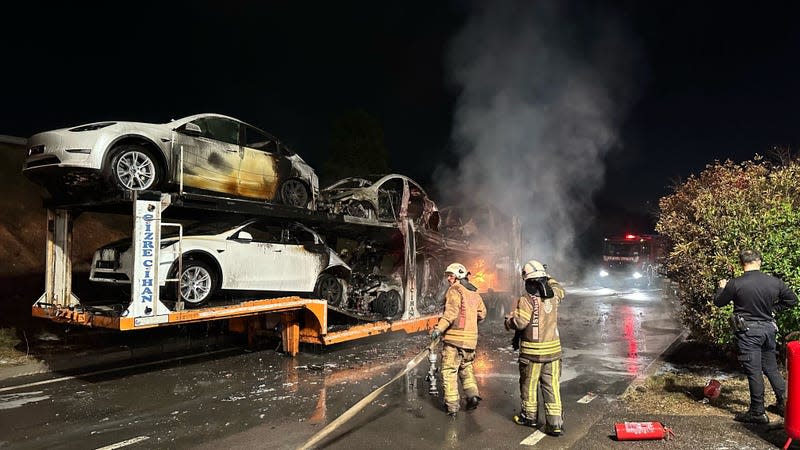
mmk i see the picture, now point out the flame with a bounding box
[469,258,498,292]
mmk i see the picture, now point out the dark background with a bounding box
[2,1,799,232]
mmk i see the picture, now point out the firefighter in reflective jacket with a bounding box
[430,262,487,416]
[505,260,566,436]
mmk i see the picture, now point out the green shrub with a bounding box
[657,157,800,348]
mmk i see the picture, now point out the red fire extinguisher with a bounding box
[614,421,675,441]
[783,335,800,450]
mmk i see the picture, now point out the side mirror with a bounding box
[235,231,253,243]
[177,122,202,137]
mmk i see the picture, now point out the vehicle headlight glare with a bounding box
[632,272,642,279]
[599,270,609,277]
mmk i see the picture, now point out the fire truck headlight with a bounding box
[599,270,609,277]
[632,272,643,279]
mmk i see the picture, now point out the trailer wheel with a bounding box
[179,260,217,306]
[315,274,344,306]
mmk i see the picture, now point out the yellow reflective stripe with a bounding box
[520,340,561,350]
[445,329,478,338]
[552,360,561,411]
[517,309,531,321]
[524,363,541,413]
[521,349,561,356]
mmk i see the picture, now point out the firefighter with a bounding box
[505,260,566,436]
[430,262,487,416]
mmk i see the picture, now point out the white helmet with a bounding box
[445,262,469,279]
[521,260,548,280]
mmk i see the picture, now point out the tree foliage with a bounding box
[656,157,800,346]
[320,109,390,186]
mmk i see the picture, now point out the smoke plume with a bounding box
[437,1,640,278]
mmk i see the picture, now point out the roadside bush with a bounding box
[656,157,800,347]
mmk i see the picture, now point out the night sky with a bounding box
[2,1,799,226]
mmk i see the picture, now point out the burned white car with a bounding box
[320,174,439,231]
[23,113,318,208]
[90,218,349,306]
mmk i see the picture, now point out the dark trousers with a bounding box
[736,322,786,414]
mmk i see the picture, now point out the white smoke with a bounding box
[437,1,640,277]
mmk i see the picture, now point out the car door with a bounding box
[239,124,279,201]
[177,117,242,196]
[281,224,328,292]
[222,221,285,291]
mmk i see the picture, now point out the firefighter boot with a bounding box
[544,424,564,436]
[513,412,537,427]
[466,395,482,410]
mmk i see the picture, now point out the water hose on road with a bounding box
[298,338,440,450]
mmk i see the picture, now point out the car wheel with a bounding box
[373,289,402,319]
[108,145,163,191]
[179,260,217,306]
[315,274,344,306]
[280,179,309,208]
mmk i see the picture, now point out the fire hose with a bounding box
[298,337,440,450]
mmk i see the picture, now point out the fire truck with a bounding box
[597,233,666,288]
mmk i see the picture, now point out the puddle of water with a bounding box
[0,391,51,410]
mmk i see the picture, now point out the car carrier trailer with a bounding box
[31,190,440,356]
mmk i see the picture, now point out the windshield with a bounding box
[603,242,641,257]
[163,218,244,238]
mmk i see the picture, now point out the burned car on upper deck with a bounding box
[319,174,439,231]
[22,113,318,209]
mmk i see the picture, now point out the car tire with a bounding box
[373,289,402,319]
[280,179,310,208]
[177,259,217,307]
[315,273,345,306]
[106,144,163,191]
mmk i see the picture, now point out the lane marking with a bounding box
[520,430,547,446]
[96,436,150,449]
[577,392,598,403]
[0,348,237,393]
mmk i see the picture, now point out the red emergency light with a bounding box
[625,234,637,240]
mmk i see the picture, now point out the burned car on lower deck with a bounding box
[22,113,318,209]
[319,174,440,231]
[90,218,349,307]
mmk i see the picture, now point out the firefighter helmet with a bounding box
[445,262,469,279]
[521,260,548,280]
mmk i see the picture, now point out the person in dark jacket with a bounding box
[714,249,798,423]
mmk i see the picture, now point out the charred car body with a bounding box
[320,174,440,232]
[23,113,318,209]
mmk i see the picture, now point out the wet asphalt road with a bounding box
[0,282,681,449]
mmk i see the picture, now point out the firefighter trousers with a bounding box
[441,344,479,412]
[519,358,562,427]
